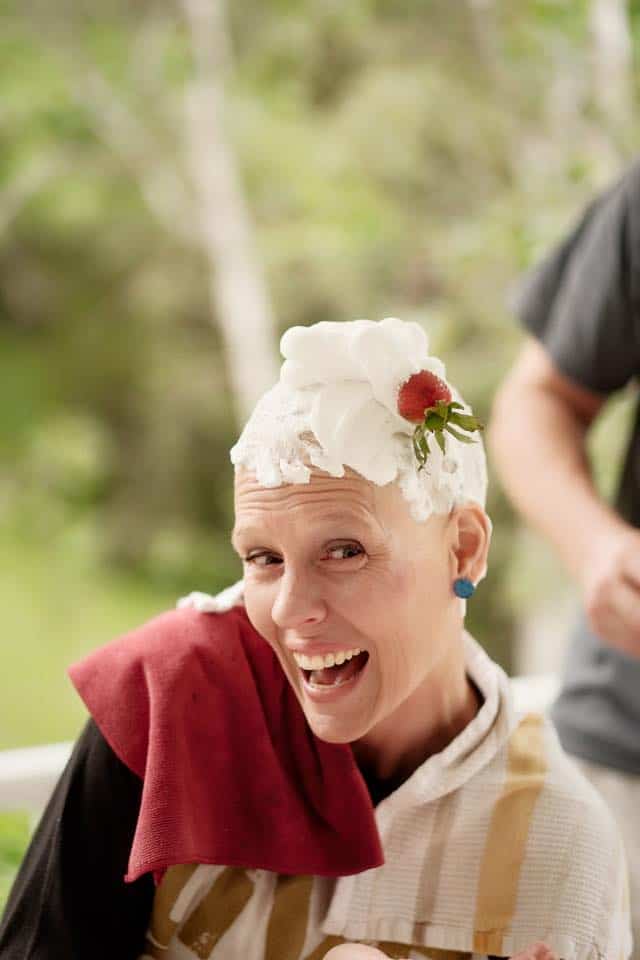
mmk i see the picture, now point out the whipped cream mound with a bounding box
[230,317,487,521]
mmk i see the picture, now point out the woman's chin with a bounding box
[304,709,371,745]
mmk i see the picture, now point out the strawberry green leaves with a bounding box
[397,370,484,469]
[403,394,484,471]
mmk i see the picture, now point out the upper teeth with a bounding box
[293,648,362,670]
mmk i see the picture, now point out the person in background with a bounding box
[489,161,640,960]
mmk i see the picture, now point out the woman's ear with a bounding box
[448,503,492,586]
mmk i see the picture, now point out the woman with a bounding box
[0,318,630,960]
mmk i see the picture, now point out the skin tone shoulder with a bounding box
[232,464,490,786]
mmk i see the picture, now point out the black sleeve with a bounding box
[0,718,155,959]
[513,161,640,394]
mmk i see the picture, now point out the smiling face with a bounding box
[232,466,474,749]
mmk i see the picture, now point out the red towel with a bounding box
[68,605,383,884]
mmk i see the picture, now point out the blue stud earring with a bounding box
[453,577,475,599]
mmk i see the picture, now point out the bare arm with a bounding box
[489,338,612,574]
[489,337,640,657]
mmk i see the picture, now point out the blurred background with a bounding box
[1,0,639,903]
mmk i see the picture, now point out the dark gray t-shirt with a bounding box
[515,160,640,774]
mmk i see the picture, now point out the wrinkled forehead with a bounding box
[234,465,376,514]
[231,466,453,562]
[232,465,403,540]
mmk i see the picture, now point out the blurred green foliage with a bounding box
[0,814,30,909]
[1,0,639,761]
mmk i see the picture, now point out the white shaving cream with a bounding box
[229,317,487,523]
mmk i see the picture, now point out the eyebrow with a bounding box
[230,509,376,552]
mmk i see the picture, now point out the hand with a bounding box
[323,943,556,960]
[323,942,556,960]
[580,524,640,658]
[511,942,557,960]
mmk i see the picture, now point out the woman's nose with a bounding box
[271,568,327,630]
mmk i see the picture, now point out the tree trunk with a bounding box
[180,0,280,424]
[589,0,632,135]
[467,0,500,74]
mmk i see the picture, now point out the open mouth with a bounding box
[301,651,369,688]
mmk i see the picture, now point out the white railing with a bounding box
[0,741,73,813]
[510,672,560,715]
[0,674,559,816]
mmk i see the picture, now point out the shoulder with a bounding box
[477,711,621,866]
[495,712,622,865]
[114,601,251,666]
[460,714,629,958]
[522,713,620,844]
[69,598,255,690]
[515,162,640,322]
[499,714,630,960]
[67,585,270,776]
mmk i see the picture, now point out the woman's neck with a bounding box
[351,646,483,788]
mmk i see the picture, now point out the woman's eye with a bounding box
[326,543,364,561]
[243,544,363,565]
[244,553,281,567]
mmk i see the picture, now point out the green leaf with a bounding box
[444,424,476,444]
[412,425,432,470]
[448,412,484,431]
[449,401,464,412]
[413,432,428,466]
[424,412,444,430]
[435,429,446,454]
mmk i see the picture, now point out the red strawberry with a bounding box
[397,370,452,423]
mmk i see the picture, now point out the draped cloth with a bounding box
[68,606,383,884]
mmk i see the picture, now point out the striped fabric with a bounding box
[138,634,631,960]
